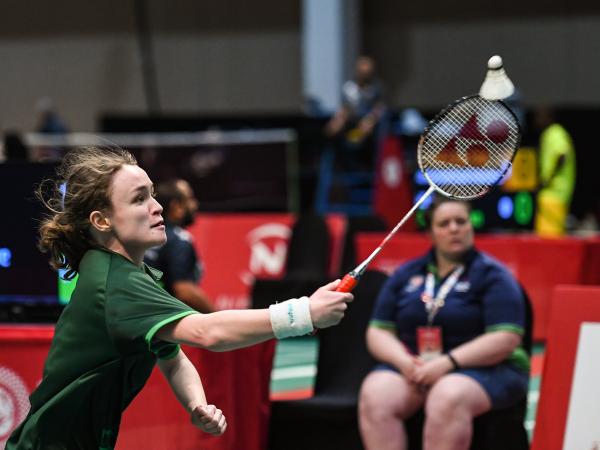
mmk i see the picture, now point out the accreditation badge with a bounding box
[416,326,443,361]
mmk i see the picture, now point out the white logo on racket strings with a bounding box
[433,111,512,170]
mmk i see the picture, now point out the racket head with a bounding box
[417,95,521,200]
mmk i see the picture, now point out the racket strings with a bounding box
[419,97,519,199]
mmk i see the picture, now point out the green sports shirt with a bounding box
[6,248,198,450]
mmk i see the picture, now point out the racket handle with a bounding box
[336,273,359,292]
[311,273,358,335]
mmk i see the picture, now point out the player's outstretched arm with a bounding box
[156,280,353,351]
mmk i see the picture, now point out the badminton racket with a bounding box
[336,95,521,292]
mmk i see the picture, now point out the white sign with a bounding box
[563,322,600,450]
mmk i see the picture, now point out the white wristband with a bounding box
[269,296,314,339]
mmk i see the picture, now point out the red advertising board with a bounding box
[0,326,53,448]
[189,213,346,310]
[531,285,600,450]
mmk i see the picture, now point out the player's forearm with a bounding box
[158,350,207,412]
[448,331,521,368]
[158,280,350,351]
[158,309,275,352]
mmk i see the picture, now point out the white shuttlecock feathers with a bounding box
[479,55,515,100]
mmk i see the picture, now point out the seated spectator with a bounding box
[358,196,529,450]
[144,179,214,313]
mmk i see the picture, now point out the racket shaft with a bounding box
[338,186,436,293]
[380,186,435,248]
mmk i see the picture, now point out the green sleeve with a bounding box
[105,268,197,358]
[369,319,396,330]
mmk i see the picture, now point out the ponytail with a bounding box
[36,147,137,277]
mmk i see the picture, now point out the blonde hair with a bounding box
[37,147,137,279]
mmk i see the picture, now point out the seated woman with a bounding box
[358,196,529,450]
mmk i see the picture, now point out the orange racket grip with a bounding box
[336,273,359,292]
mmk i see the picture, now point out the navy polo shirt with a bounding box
[144,222,203,293]
[370,248,529,372]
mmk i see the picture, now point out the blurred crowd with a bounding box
[1,58,597,237]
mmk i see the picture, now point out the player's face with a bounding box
[430,202,474,261]
[106,165,166,259]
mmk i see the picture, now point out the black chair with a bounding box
[267,270,389,450]
[284,214,331,279]
[406,284,534,450]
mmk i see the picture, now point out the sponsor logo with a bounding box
[237,224,291,292]
[405,275,424,292]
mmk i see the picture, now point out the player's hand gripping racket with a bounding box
[336,95,522,293]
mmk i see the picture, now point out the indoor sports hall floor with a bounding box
[269,337,545,440]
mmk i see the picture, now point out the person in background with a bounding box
[533,107,576,237]
[6,147,353,449]
[325,55,387,171]
[30,97,69,162]
[145,179,214,313]
[35,97,68,135]
[358,196,528,450]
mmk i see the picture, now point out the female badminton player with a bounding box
[6,147,353,449]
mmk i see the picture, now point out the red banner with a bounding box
[531,285,600,450]
[373,136,416,231]
[190,214,295,310]
[189,213,346,310]
[0,326,54,448]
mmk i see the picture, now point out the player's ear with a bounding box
[89,210,112,233]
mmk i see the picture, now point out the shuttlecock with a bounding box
[479,55,515,100]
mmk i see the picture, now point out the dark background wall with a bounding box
[1,1,599,131]
[0,0,302,131]
[364,1,600,110]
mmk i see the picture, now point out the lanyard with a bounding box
[421,265,464,325]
